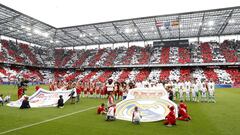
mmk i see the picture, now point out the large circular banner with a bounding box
[116,86,178,122]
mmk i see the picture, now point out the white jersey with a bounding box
[192,83,199,92]
[197,81,202,90]
[172,83,177,92]
[0,97,3,102]
[106,83,114,92]
[174,82,179,89]
[178,82,184,92]
[201,83,207,92]
[185,81,191,92]
[133,111,141,121]
[107,106,116,117]
[208,82,215,92]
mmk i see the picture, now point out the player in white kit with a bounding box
[207,80,216,103]
[178,80,184,101]
[185,80,191,101]
[172,80,178,101]
[200,80,207,102]
[191,80,199,102]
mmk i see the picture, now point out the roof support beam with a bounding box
[76,27,99,44]
[177,16,181,39]
[53,30,76,47]
[61,29,88,45]
[217,9,234,35]
[93,25,116,43]
[197,12,206,37]
[57,36,77,46]
[0,15,21,25]
[112,22,130,41]
[132,20,146,40]
[154,18,163,40]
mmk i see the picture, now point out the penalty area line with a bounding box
[0,106,97,135]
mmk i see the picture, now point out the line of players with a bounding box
[48,78,216,103]
[48,79,134,100]
[164,79,216,103]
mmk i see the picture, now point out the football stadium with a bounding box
[0,0,240,135]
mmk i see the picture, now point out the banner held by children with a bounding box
[7,88,76,108]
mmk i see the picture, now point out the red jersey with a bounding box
[178,108,190,118]
[179,103,187,111]
[89,88,94,95]
[108,96,114,106]
[102,86,107,95]
[35,86,40,91]
[18,88,24,99]
[165,110,176,125]
[97,106,106,114]
[84,88,88,94]
[49,84,54,91]
[96,87,100,94]
[178,107,191,121]
[76,86,82,94]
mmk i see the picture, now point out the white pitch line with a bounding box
[0,106,97,135]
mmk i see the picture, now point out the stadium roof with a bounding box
[0,4,240,47]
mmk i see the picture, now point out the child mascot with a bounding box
[178,102,191,121]
[163,106,176,127]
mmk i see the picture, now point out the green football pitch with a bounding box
[0,85,239,135]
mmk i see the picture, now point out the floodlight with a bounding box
[229,19,235,24]
[43,33,49,38]
[208,21,214,26]
[33,29,41,34]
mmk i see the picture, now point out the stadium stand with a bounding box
[1,39,240,67]
[0,39,240,87]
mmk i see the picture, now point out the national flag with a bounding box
[171,20,179,27]
[164,21,171,29]
[155,21,163,27]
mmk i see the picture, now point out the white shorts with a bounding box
[209,91,214,96]
[202,92,207,97]
[192,92,196,97]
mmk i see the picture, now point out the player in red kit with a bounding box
[179,100,188,112]
[49,82,55,91]
[97,103,106,114]
[76,81,83,102]
[178,103,191,121]
[107,92,114,107]
[18,87,24,99]
[101,85,107,98]
[114,82,119,100]
[95,84,100,98]
[163,106,176,127]
[35,85,40,91]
